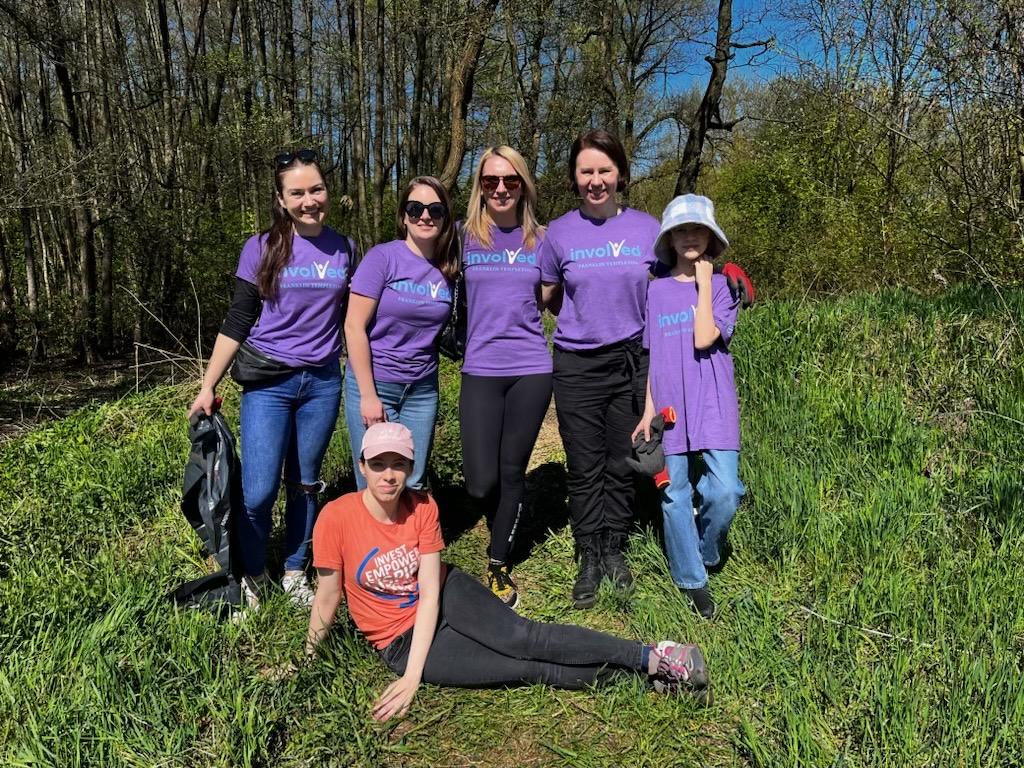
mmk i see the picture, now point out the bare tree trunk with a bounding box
[98,222,115,354]
[409,1,429,176]
[21,209,44,359]
[44,0,99,362]
[675,0,735,194]
[349,0,370,245]
[0,225,17,368]
[281,0,297,137]
[438,0,500,191]
[372,0,386,240]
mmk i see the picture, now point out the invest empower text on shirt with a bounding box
[236,227,353,367]
[539,207,661,350]
[643,274,740,454]
[312,490,446,649]
[349,240,453,383]
[462,226,552,376]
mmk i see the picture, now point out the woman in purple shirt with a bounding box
[188,150,356,612]
[459,146,553,608]
[344,176,459,493]
[539,130,661,609]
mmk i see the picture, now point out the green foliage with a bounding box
[1,287,1022,765]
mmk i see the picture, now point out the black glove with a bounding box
[626,413,667,475]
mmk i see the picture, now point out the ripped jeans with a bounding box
[238,360,342,576]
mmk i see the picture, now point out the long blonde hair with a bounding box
[465,146,543,250]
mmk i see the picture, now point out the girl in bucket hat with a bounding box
[633,194,746,620]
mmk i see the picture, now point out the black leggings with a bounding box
[380,568,645,688]
[459,372,552,563]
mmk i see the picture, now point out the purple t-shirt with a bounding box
[349,240,452,383]
[236,227,354,367]
[462,226,552,376]
[643,274,740,453]
[539,207,660,350]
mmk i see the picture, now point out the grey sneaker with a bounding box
[282,570,315,608]
[653,641,711,702]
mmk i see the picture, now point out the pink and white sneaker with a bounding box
[653,641,710,701]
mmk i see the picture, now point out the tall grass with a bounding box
[1,286,1021,766]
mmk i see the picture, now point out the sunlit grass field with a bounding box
[1,286,1022,766]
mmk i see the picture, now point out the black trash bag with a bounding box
[170,408,244,615]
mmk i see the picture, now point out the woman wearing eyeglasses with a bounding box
[188,149,356,611]
[343,176,459,492]
[458,147,552,608]
[539,130,661,609]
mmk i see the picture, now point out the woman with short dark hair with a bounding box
[539,129,661,608]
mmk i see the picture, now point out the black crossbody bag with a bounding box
[230,341,294,385]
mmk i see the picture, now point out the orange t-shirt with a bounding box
[312,490,446,649]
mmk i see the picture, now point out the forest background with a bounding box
[0,0,1022,369]
[1,2,1023,765]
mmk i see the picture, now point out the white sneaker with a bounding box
[282,570,315,608]
[231,573,266,623]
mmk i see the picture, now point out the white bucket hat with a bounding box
[653,194,729,265]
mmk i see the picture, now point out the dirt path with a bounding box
[527,403,562,470]
[0,355,187,439]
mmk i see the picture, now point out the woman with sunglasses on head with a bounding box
[539,130,661,609]
[188,149,356,611]
[344,176,458,492]
[458,147,552,608]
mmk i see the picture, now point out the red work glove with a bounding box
[717,262,755,309]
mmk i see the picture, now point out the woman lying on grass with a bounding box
[304,422,710,721]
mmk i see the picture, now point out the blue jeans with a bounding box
[238,360,342,577]
[344,365,439,490]
[662,450,744,589]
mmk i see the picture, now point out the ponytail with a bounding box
[255,196,294,299]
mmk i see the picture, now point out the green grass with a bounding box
[1,285,1022,766]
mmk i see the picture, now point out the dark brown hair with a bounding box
[256,156,327,299]
[568,129,630,193]
[396,176,459,282]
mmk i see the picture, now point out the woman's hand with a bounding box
[371,674,421,721]
[631,407,656,444]
[188,386,217,419]
[360,394,386,427]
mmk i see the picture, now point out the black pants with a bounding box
[552,338,648,540]
[380,568,644,688]
[459,372,552,563]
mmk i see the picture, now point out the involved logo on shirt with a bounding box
[465,248,538,269]
[389,278,452,304]
[567,239,645,268]
[281,258,348,289]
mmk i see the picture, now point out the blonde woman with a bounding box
[459,146,552,608]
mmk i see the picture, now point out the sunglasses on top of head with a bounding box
[480,174,522,192]
[404,201,448,220]
[274,149,318,167]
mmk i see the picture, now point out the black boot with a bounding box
[684,586,716,620]
[602,530,634,591]
[572,535,604,609]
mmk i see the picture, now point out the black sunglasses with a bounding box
[274,149,318,167]
[404,201,448,220]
